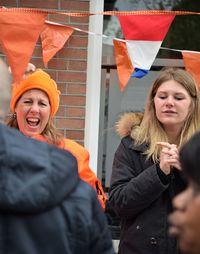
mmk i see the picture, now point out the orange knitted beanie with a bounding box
[10,70,60,116]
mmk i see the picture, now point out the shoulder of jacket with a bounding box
[63,139,89,160]
[69,179,96,204]
[115,111,144,138]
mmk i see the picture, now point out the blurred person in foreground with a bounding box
[0,58,114,253]
[169,131,200,254]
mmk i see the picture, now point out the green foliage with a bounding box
[159,0,200,58]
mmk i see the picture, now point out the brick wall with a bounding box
[0,0,90,145]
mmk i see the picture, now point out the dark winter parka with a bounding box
[109,112,186,254]
[0,123,114,254]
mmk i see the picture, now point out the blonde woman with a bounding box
[109,68,200,254]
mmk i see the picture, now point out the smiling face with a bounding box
[154,80,192,132]
[15,89,51,136]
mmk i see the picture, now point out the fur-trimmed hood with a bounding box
[115,111,144,138]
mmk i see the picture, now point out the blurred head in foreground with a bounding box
[169,131,200,254]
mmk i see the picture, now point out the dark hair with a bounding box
[180,131,200,187]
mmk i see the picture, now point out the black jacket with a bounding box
[109,136,185,254]
[0,124,114,254]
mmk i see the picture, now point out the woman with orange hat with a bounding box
[7,68,106,209]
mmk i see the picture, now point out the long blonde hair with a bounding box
[132,68,200,162]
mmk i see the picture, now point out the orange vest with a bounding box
[32,135,106,209]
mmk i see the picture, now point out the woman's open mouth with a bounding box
[26,118,40,127]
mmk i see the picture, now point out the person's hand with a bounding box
[156,142,181,175]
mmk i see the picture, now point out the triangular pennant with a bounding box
[113,39,134,92]
[118,14,175,78]
[41,22,74,67]
[0,10,47,82]
[182,51,200,89]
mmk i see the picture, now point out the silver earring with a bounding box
[12,112,16,119]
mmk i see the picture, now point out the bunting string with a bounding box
[1,7,200,17]
[1,7,200,90]
[44,22,200,55]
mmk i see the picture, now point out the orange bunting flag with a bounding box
[0,9,47,83]
[113,39,134,92]
[182,51,200,89]
[41,22,74,67]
